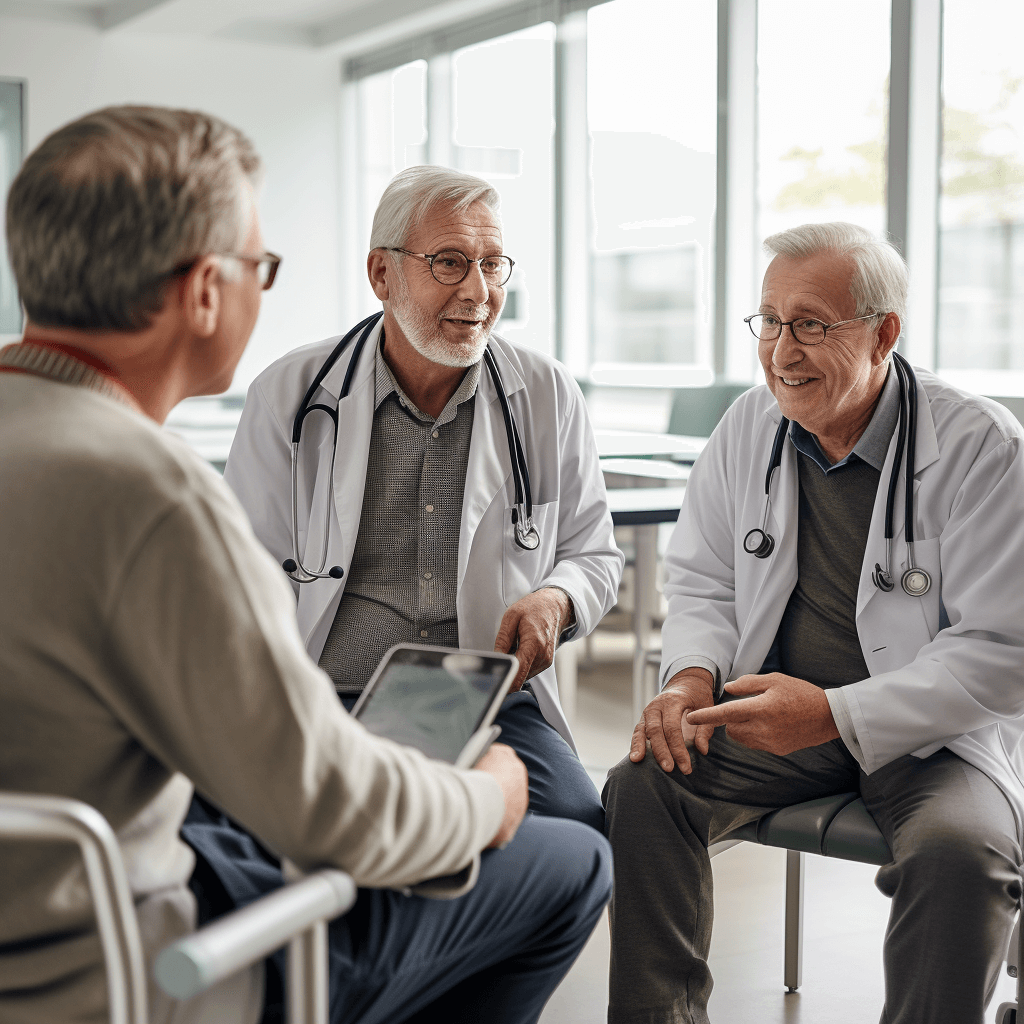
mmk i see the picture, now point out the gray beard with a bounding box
[389,293,493,368]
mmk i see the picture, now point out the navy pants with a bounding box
[182,689,610,1023]
[490,687,605,832]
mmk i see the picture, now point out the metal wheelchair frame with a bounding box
[0,791,356,1024]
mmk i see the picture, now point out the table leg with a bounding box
[631,523,660,724]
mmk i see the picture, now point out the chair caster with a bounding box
[996,1001,1016,1024]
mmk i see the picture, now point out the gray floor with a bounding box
[539,637,1019,1024]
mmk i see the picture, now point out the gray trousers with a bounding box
[603,732,1022,1024]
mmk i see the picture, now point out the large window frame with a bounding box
[338,0,971,393]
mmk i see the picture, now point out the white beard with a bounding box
[389,280,495,368]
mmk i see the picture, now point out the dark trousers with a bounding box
[603,732,1022,1024]
[493,687,605,832]
[182,690,608,1023]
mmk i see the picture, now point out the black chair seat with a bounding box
[720,793,892,866]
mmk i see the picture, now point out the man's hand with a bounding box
[475,742,529,848]
[494,587,573,692]
[685,672,840,756]
[629,667,715,775]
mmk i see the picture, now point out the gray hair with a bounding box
[6,105,261,332]
[763,222,908,324]
[369,164,501,251]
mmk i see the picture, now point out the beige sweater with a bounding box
[0,372,503,1023]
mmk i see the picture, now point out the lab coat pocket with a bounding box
[501,500,560,606]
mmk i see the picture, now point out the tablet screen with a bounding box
[354,648,513,763]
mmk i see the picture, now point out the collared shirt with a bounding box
[318,337,482,694]
[667,366,901,757]
[788,365,901,473]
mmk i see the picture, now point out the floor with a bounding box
[538,636,1019,1024]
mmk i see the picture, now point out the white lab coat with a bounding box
[224,319,623,749]
[662,369,1024,825]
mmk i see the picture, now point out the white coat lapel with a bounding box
[457,343,525,594]
[856,366,940,620]
[296,320,380,650]
[733,417,800,676]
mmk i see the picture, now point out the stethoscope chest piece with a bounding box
[743,527,775,559]
[511,506,540,550]
[901,567,932,597]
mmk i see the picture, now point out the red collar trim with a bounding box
[19,336,122,383]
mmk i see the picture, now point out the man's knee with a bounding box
[879,818,1021,904]
[603,751,685,821]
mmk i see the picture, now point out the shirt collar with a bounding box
[789,363,900,474]
[0,339,141,413]
[373,332,482,427]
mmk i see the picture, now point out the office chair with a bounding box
[708,790,1024,1023]
[0,791,356,1024]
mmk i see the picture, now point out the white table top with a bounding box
[606,486,687,525]
[594,430,707,461]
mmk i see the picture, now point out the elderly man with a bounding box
[604,222,1024,1024]
[223,164,622,834]
[0,106,611,1024]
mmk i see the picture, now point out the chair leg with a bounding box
[784,850,804,992]
[287,919,329,1024]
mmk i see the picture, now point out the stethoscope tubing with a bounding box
[745,352,930,597]
[285,315,539,582]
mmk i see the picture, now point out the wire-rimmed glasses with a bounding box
[389,248,515,287]
[744,311,883,346]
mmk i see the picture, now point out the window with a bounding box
[355,60,427,315]
[586,0,717,387]
[0,80,23,338]
[937,0,1024,393]
[757,0,890,254]
[453,24,555,354]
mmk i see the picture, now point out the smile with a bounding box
[780,377,814,386]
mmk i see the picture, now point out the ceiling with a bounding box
[0,0,521,55]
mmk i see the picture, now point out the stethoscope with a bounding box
[743,351,932,598]
[282,310,539,585]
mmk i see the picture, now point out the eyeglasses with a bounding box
[170,251,282,291]
[744,311,883,346]
[388,248,515,287]
[222,251,282,290]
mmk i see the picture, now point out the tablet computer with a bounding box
[350,644,518,769]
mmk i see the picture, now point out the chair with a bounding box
[708,792,1024,1023]
[667,382,751,439]
[0,791,357,1024]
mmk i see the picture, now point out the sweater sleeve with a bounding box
[100,476,504,890]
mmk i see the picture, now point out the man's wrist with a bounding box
[665,667,715,698]
[542,586,577,642]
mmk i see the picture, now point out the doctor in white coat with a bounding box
[224,165,622,833]
[604,222,1024,1024]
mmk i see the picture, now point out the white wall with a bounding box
[0,15,347,392]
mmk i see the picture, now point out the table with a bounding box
[595,429,706,461]
[553,482,693,730]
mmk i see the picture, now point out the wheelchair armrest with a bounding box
[155,869,357,1000]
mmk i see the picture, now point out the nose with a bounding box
[770,323,804,369]
[455,260,491,305]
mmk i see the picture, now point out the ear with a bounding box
[873,312,901,365]
[367,249,392,302]
[179,255,223,338]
